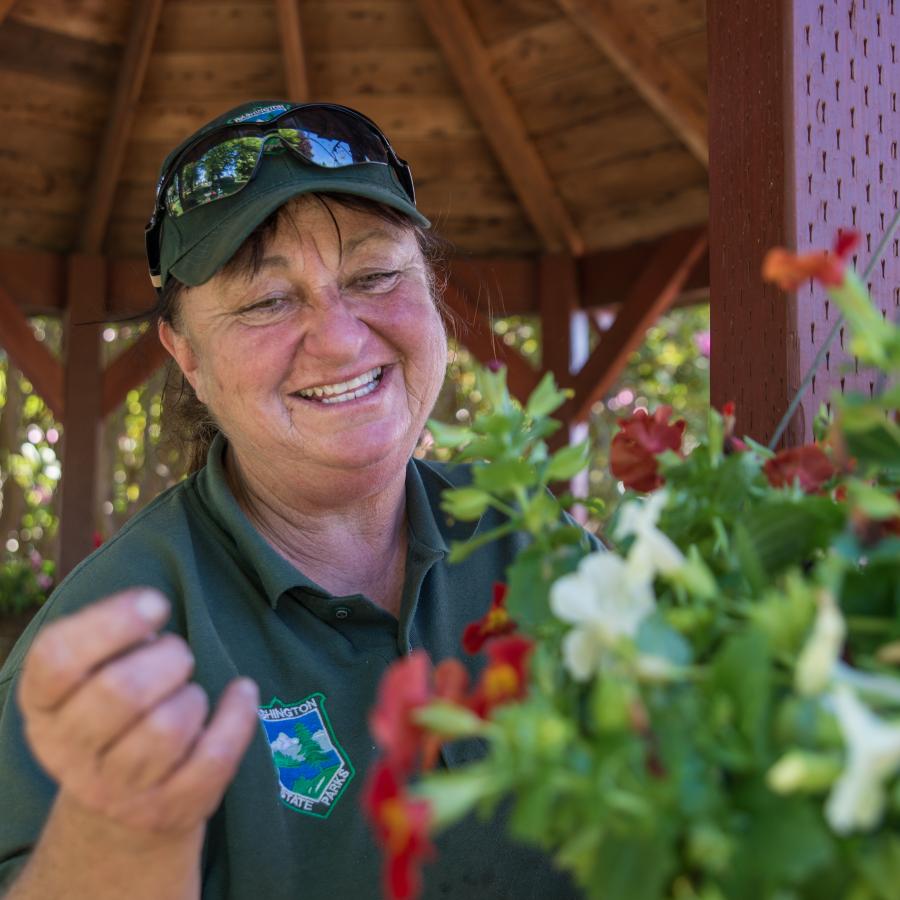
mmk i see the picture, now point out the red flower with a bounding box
[763,445,836,493]
[610,406,686,492]
[470,635,534,718]
[370,653,431,774]
[462,583,517,654]
[370,652,471,774]
[721,401,748,455]
[363,760,434,900]
[762,230,860,291]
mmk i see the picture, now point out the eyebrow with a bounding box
[257,254,290,271]
[342,228,398,255]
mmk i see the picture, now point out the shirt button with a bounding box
[335,606,352,620]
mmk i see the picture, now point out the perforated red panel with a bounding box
[789,0,899,432]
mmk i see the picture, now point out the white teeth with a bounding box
[298,366,382,402]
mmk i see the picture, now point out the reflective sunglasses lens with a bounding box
[165,134,264,216]
[276,110,391,167]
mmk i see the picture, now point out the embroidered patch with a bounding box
[258,693,355,818]
[228,104,290,125]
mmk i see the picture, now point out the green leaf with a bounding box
[414,764,505,831]
[846,479,900,520]
[447,522,516,564]
[413,701,488,737]
[856,834,900,900]
[829,271,900,370]
[635,612,693,666]
[506,541,583,628]
[426,418,472,448]
[545,440,590,481]
[472,459,537,493]
[440,486,492,521]
[525,371,568,419]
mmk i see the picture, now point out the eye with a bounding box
[353,270,401,291]
[236,294,291,318]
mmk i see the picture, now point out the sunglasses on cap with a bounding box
[144,102,417,285]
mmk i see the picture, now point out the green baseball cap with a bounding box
[150,100,430,289]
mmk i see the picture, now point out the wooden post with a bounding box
[58,255,105,576]
[708,0,896,445]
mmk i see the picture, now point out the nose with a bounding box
[301,286,368,363]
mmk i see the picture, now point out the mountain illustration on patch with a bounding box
[258,694,355,818]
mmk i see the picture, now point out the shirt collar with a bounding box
[193,433,479,609]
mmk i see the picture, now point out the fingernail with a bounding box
[236,678,258,700]
[134,590,168,622]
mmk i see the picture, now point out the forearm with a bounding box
[5,793,204,900]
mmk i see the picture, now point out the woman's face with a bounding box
[160,197,447,487]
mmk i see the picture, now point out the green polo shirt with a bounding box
[0,434,584,899]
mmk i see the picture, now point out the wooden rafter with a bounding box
[80,0,164,252]
[416,0,585,256]
[555,0,709,168]
[0,283,64,418]
[560,227,709,424]
[101,326,169,418]
[443,279,538,403]
[0,0,17,28]
[274,0,310,101]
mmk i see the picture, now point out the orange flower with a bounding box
[470,635,534,718]
[363,760,434,900]
[462,582,517,654]
[610,406,686,492]
[762,230,860,291]
[763,445,836,494]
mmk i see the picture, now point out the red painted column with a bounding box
[708,0,897,445]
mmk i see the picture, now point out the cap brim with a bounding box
[164,156,430,287]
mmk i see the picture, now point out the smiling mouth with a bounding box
[293,366,385,405]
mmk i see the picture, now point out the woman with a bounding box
[0,102,581,899]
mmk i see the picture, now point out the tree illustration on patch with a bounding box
[293,721,329,767]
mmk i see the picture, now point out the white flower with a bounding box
[825,686,900,834]
[795,590,846,695]
[550,552,656,682]
[614,490,685,580]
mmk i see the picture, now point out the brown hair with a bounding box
[156,193,451,473]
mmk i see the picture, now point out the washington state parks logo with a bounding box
[258,693,354,818]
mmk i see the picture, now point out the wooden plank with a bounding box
[80,0,164,253]
[142,51,283,99]
[416,0,584,255]
[301,1,433,51]
[275,0,310,101]
[0,19,119,93]
[307,48,456,95]
[0,248,65,313]
[464,0,559,46]
[0,207,79,254]
[154,0,278,52]
[0,0,17,27]
[58,255,105,576]
[7,0,131,46]
[107,258,156,316]
[0,71,110,138]
[561,227,708,423]
[555,0,709,167]
[101,326,168,417]
[442,278,538,403]
[0,282,64,417]
[450,257,537,316]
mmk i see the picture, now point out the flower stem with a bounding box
[768,207,900,450]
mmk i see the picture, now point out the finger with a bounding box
[19,588,170,712]
[54,634,195,755]
[157,679,259,827]
[101,683,209,791]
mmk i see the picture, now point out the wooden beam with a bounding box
[0,0,17,27]
[101,325,169,418]
[561,227,708,424]
[0,248,65,313]
[415,0,584,256]
[80,0,164,252]
[443,278,539,403]
[274,0,310,101]
[556,0,709,168]
[58,256,105,576]
[0,283,64,418]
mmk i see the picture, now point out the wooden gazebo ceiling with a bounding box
[0,0,708,266]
